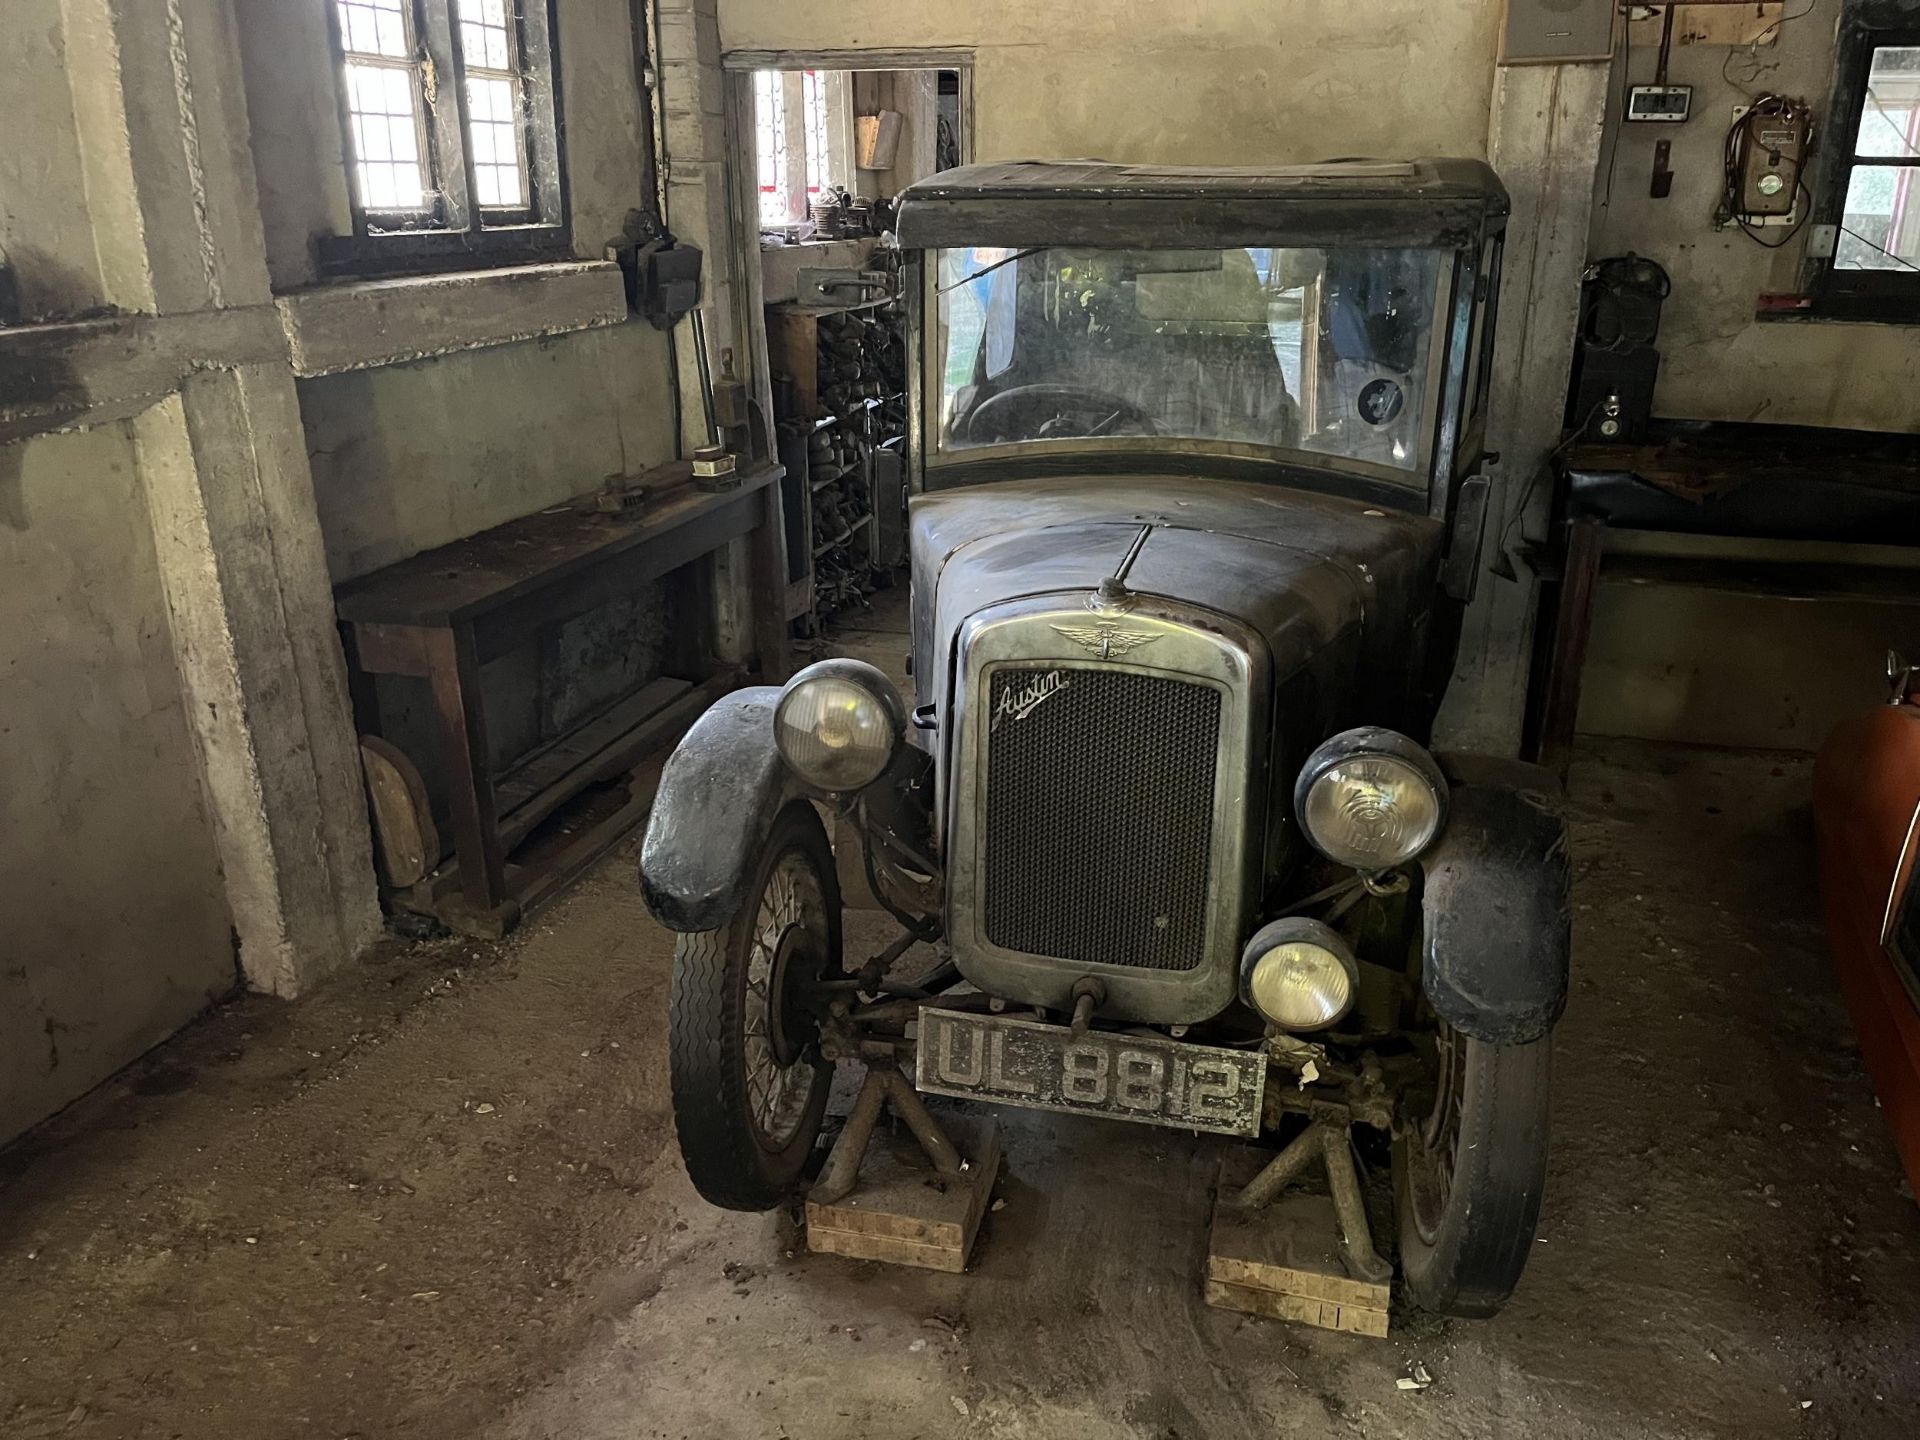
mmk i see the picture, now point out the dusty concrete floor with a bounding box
[4,598,1919,1438]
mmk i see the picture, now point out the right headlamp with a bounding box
[772,658,907,794]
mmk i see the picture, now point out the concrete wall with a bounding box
[0,0,113,317]
[1578,15,1920,753]
[234,0,681,579]
[718,1,1503,164]
[3,0,689,1146]
[1579,579,1915,751]
[304,324,677,581]
[1590,13,1920,431]
[234,0,654,291]
[0,427,236,1143]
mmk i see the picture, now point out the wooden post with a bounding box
[425,624,506,913]
[750,478,795,681]
[1536,515,1607,775]
[1436,59,1612,754]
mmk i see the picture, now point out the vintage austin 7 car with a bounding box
[640,159,1570,1317]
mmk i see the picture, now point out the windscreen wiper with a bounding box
[936,246,1044,295]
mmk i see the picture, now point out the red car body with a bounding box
[1813,673,1920,1200]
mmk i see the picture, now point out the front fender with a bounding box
[639,686,796,932]
[1417,754,1571,1046]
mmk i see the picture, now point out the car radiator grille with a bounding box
[982,667,1221,972]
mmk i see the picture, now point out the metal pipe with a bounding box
[848,989,1001,1028]
[809,1067,889,1204]
[1069,990,1097,1038]
[689,306,720,446]
[1068,977,1105,1039]
[885,959,959,998]
[856,928,925,992]
[1233,1124,1324,1210]
[1322,1125,1394,1284]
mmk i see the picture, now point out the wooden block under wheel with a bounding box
[805,1116,1001,1274]
[1205,1146,1391,1338]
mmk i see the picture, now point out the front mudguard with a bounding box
[1416,753,1572,1046]
[639,687,799,933]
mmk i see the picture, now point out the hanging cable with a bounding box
[1717,94,1815,248]
[1838,225,1920,272]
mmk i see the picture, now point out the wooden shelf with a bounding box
[810,513,874,559]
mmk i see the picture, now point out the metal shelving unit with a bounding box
[766,288,907,634]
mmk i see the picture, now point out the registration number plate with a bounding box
[914,1008,1266,1137]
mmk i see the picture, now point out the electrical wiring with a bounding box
[1601,7,1633,211]
[1839,225,1920,272]
[1495,400,1609,568]
[1718,95,1815,248]
[1721,0,1819,95]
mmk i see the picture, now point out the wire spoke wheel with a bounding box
[740,852,830,1150]
[669,802,843,1211]
[1406,1020,1467,1246]
[1394,1017,1552,1318]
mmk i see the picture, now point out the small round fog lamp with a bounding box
[1240,918,1359,1032]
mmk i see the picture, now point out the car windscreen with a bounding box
[932,245,1448,482]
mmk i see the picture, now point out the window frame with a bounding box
[1807,22,1920,321]
[319,0,570,278]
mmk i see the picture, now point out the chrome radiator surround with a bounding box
[946,595,1268,1024]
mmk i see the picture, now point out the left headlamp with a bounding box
[773,659,907,794]
[1294,726,1448,872]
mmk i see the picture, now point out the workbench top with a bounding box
[334,462,780,629]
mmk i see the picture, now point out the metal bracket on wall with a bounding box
[1651,139,1675,200]
[794,267,895,310]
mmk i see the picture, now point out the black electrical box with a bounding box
[1566,254,1670,444]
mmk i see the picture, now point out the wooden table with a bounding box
[1529,427,1920,772]
[335,462,789,934]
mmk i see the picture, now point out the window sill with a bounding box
[1755,303,1920,327]
[276,260,629,378]
[314,225,574,281]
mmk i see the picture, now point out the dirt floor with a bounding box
[4,598,1919,1439]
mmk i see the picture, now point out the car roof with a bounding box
[894,157,1507,252]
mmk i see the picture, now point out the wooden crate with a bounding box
[1205,1147,1391,1338]
[806,1116,1001,1274]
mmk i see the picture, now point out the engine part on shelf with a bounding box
[765,289,908,634]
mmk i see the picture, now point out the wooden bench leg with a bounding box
[750,479,794,682]
[1536,516,1605,776]
[425,624,506,915]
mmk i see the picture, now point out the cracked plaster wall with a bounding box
[0,426,235,1143]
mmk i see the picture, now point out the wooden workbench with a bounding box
[335,461,789,934]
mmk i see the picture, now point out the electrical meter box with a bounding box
[1736,103,1813,218]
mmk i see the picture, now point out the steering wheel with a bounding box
[961,383,1158,444]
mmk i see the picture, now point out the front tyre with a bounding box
[1394,1022,1551,1317]
[669,801,842,1211]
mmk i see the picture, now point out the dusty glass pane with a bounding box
[466,77,524,209]
[934,245,1446,481]
[1837,164,1920,270]
[344,60,426,212]
[337,0,411,61]
[1857,46,1920,159]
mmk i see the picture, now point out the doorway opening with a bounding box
[724,53,970,635]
